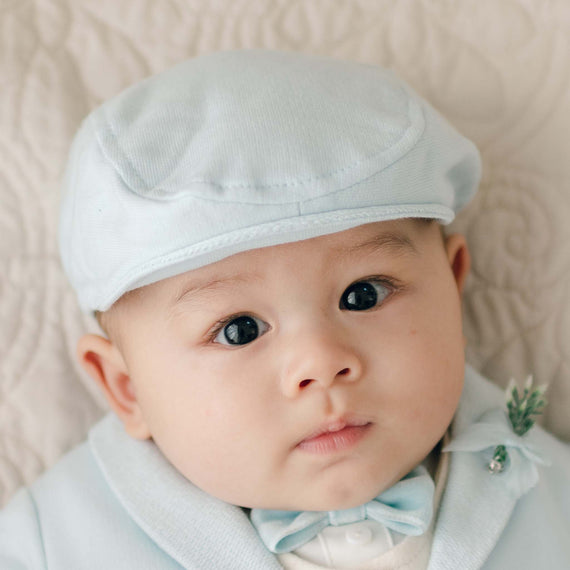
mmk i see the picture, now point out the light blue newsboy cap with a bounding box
[59,49,481,313]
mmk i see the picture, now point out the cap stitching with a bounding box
[93,204,452,311]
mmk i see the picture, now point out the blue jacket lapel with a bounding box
[429,366,543,569]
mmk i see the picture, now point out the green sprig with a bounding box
[505,376,547,437]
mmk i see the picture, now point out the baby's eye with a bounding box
[340,279,392,311]
[213,315,269,346]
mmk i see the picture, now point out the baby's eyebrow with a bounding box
[172,274,259,308]
[337,230,419,259]
[170,230,417,310]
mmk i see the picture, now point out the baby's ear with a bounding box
[444,233,471,295]
[77,334,151,440]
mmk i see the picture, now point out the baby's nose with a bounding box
[280,332,363,398]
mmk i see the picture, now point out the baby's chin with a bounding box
[241,479,390,513]
[258,460,431,512]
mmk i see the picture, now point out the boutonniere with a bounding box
[487,376,547,474]
[444,375,550,495]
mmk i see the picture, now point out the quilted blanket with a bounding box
[1,0,569,507]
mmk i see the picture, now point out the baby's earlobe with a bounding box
[77,334,151,440]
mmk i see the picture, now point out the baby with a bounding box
[1,50,569,570]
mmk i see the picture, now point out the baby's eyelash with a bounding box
[206,314,242,342]
[359,275,403,291]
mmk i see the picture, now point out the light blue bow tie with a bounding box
[250,465,435,554]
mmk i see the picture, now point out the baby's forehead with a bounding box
[145,219,434,299]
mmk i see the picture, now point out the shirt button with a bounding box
[345,526,373,545]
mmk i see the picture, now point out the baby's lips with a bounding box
[297,416,371,445]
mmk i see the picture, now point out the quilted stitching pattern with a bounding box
[1,0,569,506]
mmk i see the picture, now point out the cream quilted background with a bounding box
[1,0,569,506]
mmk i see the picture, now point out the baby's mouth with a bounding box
[296,418,372,455]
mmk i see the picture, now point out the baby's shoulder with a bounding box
[0,484,47,568]
[0,441,181,569]
[0,443,98,568]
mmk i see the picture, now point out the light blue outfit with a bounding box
[1,365,569,569]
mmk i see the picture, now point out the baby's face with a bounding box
[111,220,468,511]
